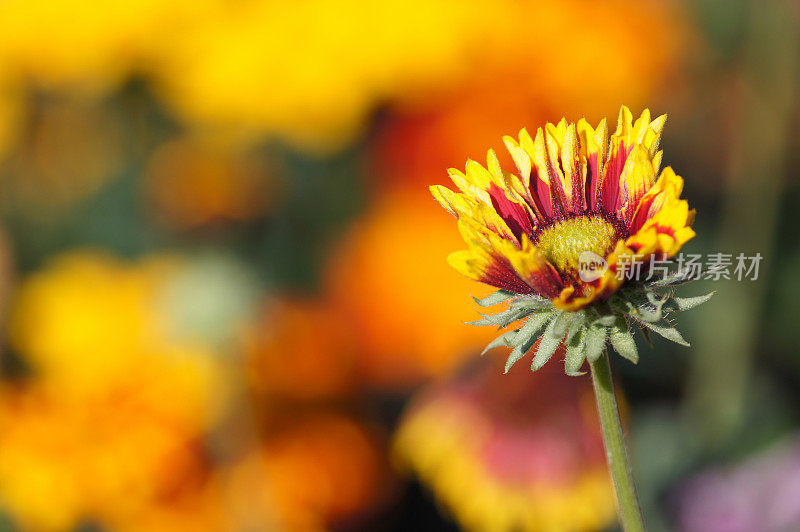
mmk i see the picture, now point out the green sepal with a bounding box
[671,291,715,311]
[531,316,563,371]
[505,330,540,373]
[469,276,713,375]
[473,290,515,307]
[467,306,532,328]
[552,310,574,338]
[584,324,607,363]
[635,318,690,347]
[564,313,586,344]
[565,327,587,376]
[512,311,554,347]
[594,314,618,327]
[608,317,639,364]
[648,270,692,287]
[503,312,557,372]
[481,329,519,356]
[629,292,669,323]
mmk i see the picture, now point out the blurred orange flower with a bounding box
[0,382,212,532]
[144,138,274,230]
[0,251,395,531]
[0,70,23,163]
[373,0,688,190]
[112,482,226,532]
[224,413,393,531]
[0,252,236,531]
[0,96,124,211]
[116,412,392,532]
[244,296,358,402]
[325,188,496,388]
[395,358,615,531]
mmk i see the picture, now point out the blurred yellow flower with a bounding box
[0,0,688,152]
[153,0,511,152]
[395,359,615,532]
[0,0,202,93]
[8,251,226,424]
[0,251,399,531]
[0,251,238,531]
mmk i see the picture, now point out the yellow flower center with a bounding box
[535,215,619,275]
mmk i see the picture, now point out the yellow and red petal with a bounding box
[601,107,666,213]
[577,117,609,212]
[430,105,694,310]
[617,145,658,227]
[431,185,521,244]
[446,168,492,205]
[447,234,563,298]
[447,248,535,296]
[429,184,476,219]
[629,166,684,232]
[462,221,563,298]
[533,127,569,217]
[629,199,695,257]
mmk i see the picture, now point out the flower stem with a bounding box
[589,351,645,532]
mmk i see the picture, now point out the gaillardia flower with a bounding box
[431,106,712,374]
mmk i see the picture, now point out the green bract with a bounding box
[472,271,714,376]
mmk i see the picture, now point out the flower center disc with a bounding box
[535,215,620,275]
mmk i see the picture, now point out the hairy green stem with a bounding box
[590,351,645,532]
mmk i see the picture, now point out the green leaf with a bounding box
[473,290,515,307]
[673,291,715,311]
[482,329,518,356]
[565,327,587,376]
[636,319,690,347]
[584,324,607,363]
[609,318,638,364]
[531,316,563,371]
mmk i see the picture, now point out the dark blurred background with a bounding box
[0,0,798,531]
